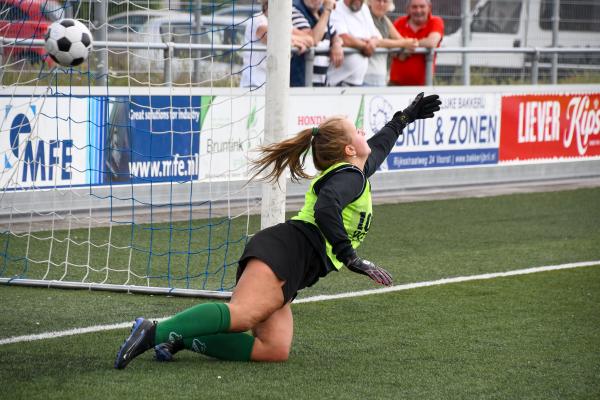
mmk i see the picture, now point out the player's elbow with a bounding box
[314,206,337,230]
[314,207,326,227]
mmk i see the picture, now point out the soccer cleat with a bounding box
[154,340,184,362]
[114,318,156,369]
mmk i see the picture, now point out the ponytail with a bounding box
[250,128,314,183]
[250,116,351,183]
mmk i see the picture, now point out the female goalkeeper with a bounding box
[114,92,441,369]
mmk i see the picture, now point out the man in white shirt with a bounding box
[328,0,381,86]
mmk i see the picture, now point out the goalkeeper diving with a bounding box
[114,92,441,368]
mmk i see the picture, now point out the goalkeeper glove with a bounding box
[394,92,442,127]
[345,255,393,287]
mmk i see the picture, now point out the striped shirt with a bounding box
[292,7,337,86]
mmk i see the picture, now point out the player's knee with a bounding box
[256,344,290,362]
[269,345,290,362]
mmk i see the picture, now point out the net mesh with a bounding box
[1,0,264,295]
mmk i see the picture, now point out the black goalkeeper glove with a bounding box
[394,92,442,127]
[345,255,393,287]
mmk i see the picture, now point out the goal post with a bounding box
[261,0,291,229]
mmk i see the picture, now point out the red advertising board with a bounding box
[500,93,600,161]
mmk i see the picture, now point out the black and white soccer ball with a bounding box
[44,19,93,67]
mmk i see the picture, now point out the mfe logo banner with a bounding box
[500,93,600,161]
[0,97,90,189]
[105,96,202,184]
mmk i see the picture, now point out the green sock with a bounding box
[155,302,230,344]
[185,333,255,361]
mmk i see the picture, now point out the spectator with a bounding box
[241,0,314,88]
[328,0,381,86]
[291,0,344,87]
[364,0,418,86]
[389,0,444,86]
[240,1,269,88]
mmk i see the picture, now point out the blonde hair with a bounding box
[368,0,395,12]
[250,117,351,183]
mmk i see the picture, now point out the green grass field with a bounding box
[1,188,599,399]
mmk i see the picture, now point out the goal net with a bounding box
[0,0,288,297]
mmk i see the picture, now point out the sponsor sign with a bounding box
[198,95,265,181]
[0,96,100,189]
[500,93,600,161]
[368,94,500,170]
[3,89,596,191]
[290,93,500,172]
[105,95,202,184]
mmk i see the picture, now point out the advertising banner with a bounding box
[198,95,265,181]
[372,93,499,170]
[0,95,102,189]
[104,95,202,184]
[500,93,600,161]
[5,88,596,192]
[290,93,500,171]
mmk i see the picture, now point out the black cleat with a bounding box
[154,340,184,362]
[154,332,184,362]
[114,318,156,369]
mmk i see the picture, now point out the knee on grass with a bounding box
[252,342,290,362]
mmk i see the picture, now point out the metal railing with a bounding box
[305,46,600,86]
[2,36,600,86]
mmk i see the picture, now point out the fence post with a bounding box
[461,0,471,86]
[193,1,203,85]
[94,0,108,86]
[531,49,539,85]
[551,0,560,84]
[425,48,434,86]
[164,42,173,87]
[304,47,314,87]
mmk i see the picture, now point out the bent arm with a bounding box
[292,28,315,49]
[418,31,442,48]
[377,37,416,49]
[339,33,367,51]
[309,8,333,44]
[377,17,417,49]
[256,24,268,44]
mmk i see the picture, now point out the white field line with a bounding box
[295,260,600,303]
[1,260,599,346]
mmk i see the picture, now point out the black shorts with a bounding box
[237,221,324,303]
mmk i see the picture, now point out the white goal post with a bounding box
[261,0,291,229]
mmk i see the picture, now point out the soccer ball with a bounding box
[44,19,93,67]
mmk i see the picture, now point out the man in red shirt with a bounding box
[389,0,444,86]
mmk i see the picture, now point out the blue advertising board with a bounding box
[103,95,202,184]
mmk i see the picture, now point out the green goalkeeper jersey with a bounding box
[292,162,372,270]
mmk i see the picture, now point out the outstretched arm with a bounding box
[364,93,441,177]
